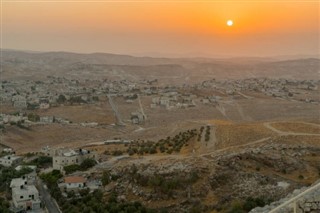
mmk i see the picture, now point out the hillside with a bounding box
[2,50,319,83]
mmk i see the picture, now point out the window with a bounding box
[20,196,23,199]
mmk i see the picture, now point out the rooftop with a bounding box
[10,177,27,188]
[64,176,86,184]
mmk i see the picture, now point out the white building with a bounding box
[59,176,87,192]
[12,95,27,109]
[0,155,22,167]
[10,177,41,212]
[3,148,13,153]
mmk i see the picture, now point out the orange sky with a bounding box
[2,1,319,57]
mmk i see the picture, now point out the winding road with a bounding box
[37,179,61,213]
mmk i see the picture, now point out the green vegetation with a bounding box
[126,129,198,156]
[92,96,99,101]
[101,171,111,186]
[0,197,11,213]
[198,126,205,141]
[64,164,81,174]
[131,170,199,197]
[61,191,156,213]
[27,103,39,110]
[27,113,40,122]
[112,150,124,156]
[26,156,52,168]
[57,94,67,103]
[40,170,63,185]
[41,170,155,213]
[64,158,97,174]
[205,126,211,142]
[226,197,272,213]
[69,96,86,104]
[0,165,34,212]
[0,166,33,190]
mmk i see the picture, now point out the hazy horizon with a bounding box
[2,1,319,58]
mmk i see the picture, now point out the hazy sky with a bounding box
[2,1,319,57]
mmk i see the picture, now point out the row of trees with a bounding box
[197,126,211,142]
[125,129,198,156]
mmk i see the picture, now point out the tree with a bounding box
[101,171,111,186]
[27,113,40,122]
[80,158,97,170]
[57,94,67,103]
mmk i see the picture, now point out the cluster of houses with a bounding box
[0,113,70,127]
[195,78,319,103]
[0,145,102,212]
[1,77,319,114]
[150,92,197,110]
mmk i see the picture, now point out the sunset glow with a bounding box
[227,20,234,27]
[2,1,319,57]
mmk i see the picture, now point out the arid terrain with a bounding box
[0,50,319,212]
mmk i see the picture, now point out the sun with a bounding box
[227,20,233,26]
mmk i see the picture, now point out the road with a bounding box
[137,94,147,120]
[37,179,61,213]
[201,137,271,158]
[107,94,125,126]
[268,181,320,213]
[263,122,320,136]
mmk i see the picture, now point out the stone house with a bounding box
[52,148,98,171]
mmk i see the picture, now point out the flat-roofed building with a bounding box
[0,155,22,167]
[10,177,41,212]
[52,148,97,171]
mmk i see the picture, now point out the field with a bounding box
[270,122,320,134]
[215,122,275,149]
[36,102,116,124]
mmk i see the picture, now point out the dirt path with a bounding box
[263,122,320,136]
[268,181,320,213]
[237,91,254,99]
[202,137,271,158]
[137,94,147,120]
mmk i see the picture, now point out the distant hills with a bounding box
[1,49,319,83]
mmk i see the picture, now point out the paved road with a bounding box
[36,179,61,213]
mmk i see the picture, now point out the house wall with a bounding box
[53,152,97,171]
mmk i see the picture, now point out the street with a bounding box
[36,179,61,213]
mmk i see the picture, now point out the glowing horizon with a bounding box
[2,1,319,57]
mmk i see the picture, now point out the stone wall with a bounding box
[250,180,320,213]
